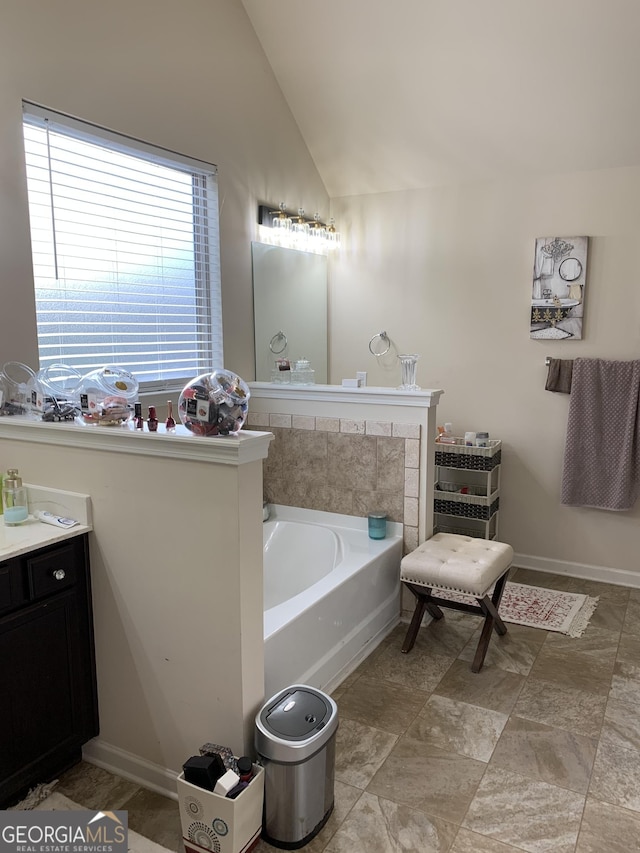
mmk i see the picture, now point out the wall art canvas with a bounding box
[530,236,588,340]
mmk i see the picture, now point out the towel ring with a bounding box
[269,331,288,354]
[369,331,391,357]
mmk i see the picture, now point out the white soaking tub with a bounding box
[263,505,403,699]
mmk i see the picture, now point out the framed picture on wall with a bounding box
[530,236,589,340]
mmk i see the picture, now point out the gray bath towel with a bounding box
[561,358,640,510]
[545,358,574,393]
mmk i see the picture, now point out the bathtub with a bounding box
[263,505,403,699]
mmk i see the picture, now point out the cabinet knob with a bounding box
[53,569,66,581]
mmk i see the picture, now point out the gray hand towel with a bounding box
[545,358,573,393]
[561,358,640,510]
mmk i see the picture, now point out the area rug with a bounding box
[9,784,174,853]
[433,582,598,637]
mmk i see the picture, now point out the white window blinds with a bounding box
[22,102,222,389]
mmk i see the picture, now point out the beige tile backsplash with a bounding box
[250,412,422,552]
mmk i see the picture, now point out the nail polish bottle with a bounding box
[147,406,158,432]
[165,400,176,433]
[134,401,144,430]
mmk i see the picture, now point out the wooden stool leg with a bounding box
[471,571,510,671]
[489,571,509,636]
[402,598,426,653]
[471,600,494,672]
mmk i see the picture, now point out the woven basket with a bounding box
[433,495,500,521]
[435,438,502,471]
[434,522,486,538]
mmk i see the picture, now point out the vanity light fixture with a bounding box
[257,203,340,254]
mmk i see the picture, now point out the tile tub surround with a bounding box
[248,411,421,552]
[46,571,640,853]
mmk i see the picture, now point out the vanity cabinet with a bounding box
[0,534,98,807]
[433,439,501,540]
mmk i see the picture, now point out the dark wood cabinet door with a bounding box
[0,535,98,806]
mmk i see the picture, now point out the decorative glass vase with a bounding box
[397,354,420,391]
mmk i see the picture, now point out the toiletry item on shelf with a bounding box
[213,769,240,797]
[476,431,490,447]
[368,511,387,540]
[182,754,225,792]
[165,400,176,432]
[3,468,28,525]
[147,406,158,432]
[290,358,315,385]
[464,431,476,446]
[271,358,291,383]
[35,510,79,528]
[341,378,360,387]
[398,353,420,390]
[436,423,456,444]
[134,402,144,429]
[226,780,250,799]
[236,756,253,783]
[79,365,138,426]
[199,742,239,774]
[356,371,367,387]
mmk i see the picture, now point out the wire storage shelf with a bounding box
[435,438,502,471]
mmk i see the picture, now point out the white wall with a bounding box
[330,169,640,581]
[0,0,328,380]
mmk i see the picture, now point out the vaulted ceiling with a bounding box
[242,0,640,198]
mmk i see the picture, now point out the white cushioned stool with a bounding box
[400,532,514,672]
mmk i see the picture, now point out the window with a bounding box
[22,102,222,390]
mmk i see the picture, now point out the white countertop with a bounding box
[0,484,92,560]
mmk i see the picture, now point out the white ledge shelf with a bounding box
[249,382,444,408]
[0,418,273,466]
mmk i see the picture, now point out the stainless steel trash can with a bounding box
[255,684,339,849]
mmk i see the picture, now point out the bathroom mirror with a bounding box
[252,242,328,382]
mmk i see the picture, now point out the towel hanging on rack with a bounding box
[561,358,640,510]
[545,358,574,393]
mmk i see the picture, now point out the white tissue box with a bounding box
[178,765,264,853]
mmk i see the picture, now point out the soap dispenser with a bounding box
[3,468,28,525]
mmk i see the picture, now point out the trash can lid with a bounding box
[263,688,330,739]
[255,685,339,763]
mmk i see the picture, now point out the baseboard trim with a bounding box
[82,739,178,801]
[513,552,640,590]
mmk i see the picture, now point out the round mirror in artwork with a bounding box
[559,257,583,281]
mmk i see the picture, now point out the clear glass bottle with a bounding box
[3,468,29,525]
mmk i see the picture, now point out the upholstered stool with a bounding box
[400,533,514,672]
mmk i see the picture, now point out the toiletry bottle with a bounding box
[147,406,158,432]
[134,401,144,429]
[165,400,176,432]
[236,756,253,783]
[3,468,29,525]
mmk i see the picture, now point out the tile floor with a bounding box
[52,568,640,853]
